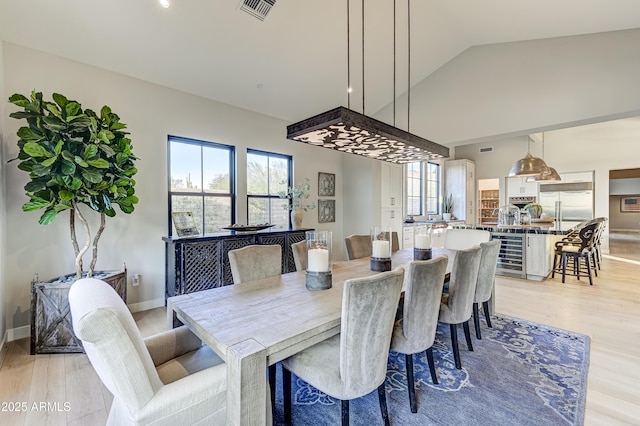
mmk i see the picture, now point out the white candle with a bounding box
[308,248,329,272]
[372,240,390,258]
[415,234,431,249]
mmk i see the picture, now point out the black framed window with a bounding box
[426,162,440,215]
[406,162,423,216]
[247,149,291,227]
[168,136,235,235]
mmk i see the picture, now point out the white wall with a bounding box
[2,42,348,332]
[0,40,7,348]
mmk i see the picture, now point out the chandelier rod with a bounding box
[347,0,351,109]
[407,0,411,132]
[362,0,365,115]
[393,0,396,126]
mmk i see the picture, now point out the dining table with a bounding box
[166,247,460,425]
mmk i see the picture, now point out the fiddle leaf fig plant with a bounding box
[8,90,139,278]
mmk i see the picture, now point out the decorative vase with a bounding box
[443,213,452,221]
[291,209,304,230]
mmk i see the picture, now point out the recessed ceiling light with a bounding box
[159,0,170,8]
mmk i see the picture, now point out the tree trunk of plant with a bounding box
[72,201,91,279]
[70,209,83,279]
[88,213,106,277]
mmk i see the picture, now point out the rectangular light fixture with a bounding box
[286,106,449,164]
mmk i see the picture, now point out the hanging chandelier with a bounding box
[508,136,548,177]
[286,0,449,164]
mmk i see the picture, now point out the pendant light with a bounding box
[508,136,548,177]
[526,132,561,182]
[286,0,449,164]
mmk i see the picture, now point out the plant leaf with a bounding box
[52,93,69,108]
[74,156,89,168]
[23,200,51,212]
[83,144,98,159]
[81,168,103,183]
[39,209,58,225]
[59,190,74,201]
[41,156,58,167]
[87,158,109,168]
[23,142,52,158]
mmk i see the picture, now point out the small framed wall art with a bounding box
[620,196,640,212]
[318,199,336,223]
[318,172,336,197]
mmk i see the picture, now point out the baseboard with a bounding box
[127,298,165,313]
[6,325,30,343]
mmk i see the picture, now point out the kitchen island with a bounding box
[453,221,583,280]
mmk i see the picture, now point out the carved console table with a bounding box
[163,228,311,300]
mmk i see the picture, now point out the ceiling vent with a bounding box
[479,146,494,153]
[239,0,276,21]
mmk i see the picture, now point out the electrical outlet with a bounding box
[132,274,140,287]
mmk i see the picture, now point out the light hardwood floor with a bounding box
[1,255,639,425]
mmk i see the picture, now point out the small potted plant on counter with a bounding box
[442,193,453,221]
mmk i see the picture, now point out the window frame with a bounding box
[246,148,293,227]
[167,135,236,236]
[425,162,441,215]
[406,162,424,216]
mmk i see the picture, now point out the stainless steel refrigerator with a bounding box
[538,182,594,223]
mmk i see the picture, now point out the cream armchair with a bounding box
[69,278,228,425]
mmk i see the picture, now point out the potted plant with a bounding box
[278,177,316,229]
[8,90,138,353]
[442,193,453,221]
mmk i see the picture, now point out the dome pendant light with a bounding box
[532,132,561,181]
[508,136,548,177]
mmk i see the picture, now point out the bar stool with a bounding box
[552,222,599,285]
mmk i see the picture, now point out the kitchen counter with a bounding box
[452,221,582,236]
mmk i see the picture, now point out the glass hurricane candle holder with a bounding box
[370,226,392,272]
[414,225,433,260]
[305,230,332,290]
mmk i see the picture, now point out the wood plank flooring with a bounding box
[1,257,639,425]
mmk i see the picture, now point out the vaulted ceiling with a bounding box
[2,0,640,140]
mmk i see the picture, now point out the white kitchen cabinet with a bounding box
[525,234,560,280]
[380,163,403,238]
[559,171,594,183]
[506,177,538,197]
[444,159,476,223]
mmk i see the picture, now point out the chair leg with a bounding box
[268,364,276,410]
[450,323,461,369]
[405,354,417,413]
[283,367,292,423]
[585,256,593,285]
[482,301,492,328]
[425,347,438,385]
[341,399,349,426]
[561,253,567,283]
[377,382,390,426]
[463,321,474,352]
[473,302,481,339]
[551,253,558,278]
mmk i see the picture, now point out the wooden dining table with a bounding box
[166,247,457,425]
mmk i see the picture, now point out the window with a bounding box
[168,136,235,235]
[426,162,440,214]
[406,162,423,216]
[406,161,441,216]
[246,150,291,227]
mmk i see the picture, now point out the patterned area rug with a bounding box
[272,315,590,425]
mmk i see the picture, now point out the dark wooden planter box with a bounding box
[30,269,127,355]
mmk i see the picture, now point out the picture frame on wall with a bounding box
[620,196,640,212]
[318,199,336,223]
[318,172,336,197]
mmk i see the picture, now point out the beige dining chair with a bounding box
[472,240,501,339]
[390,255,448,413]
[282,267,405,426]
[228,244,282,284]
[344,234,372,260]
[69,278,276,425]
[291,240,307,271]
[438,245,482,369]
[443,229,491,250]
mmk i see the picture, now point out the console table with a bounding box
[163,228,311,299]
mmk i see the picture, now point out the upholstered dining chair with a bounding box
[68,278,253,426]
[344,234,372,260]
[228,244,282,284]
[390,256,448,413]
[291,240,307,271]
[443,229,491,250]
[282,267,405,426]
[438,245,482,369]
[472,240,502,339]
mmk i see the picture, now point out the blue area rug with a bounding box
[272,314,590,425]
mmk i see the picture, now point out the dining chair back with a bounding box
[438,245,482,369]
[291,240,307,271]
[472,240,502,339]
[344,234,372,260]
[443,229,491,250]
[228,244,282,284]
[69,278,231,425]
[282,267,405,426]
[390,255,448,412]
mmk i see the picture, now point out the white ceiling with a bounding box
[2,0,640,134]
